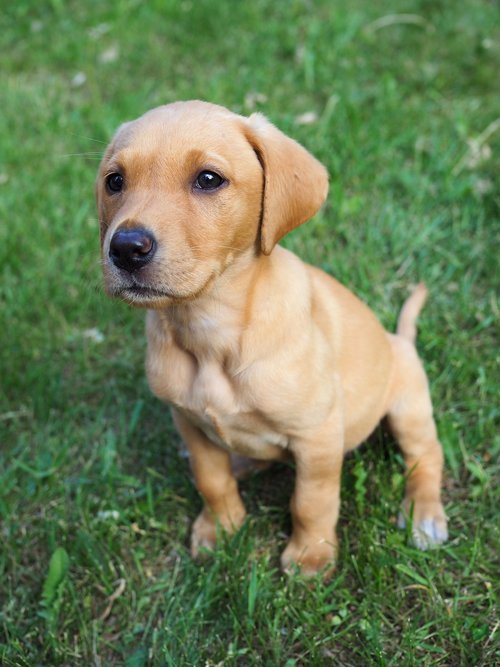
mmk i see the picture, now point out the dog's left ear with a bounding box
[244,113,329,255]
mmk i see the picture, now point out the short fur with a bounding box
[97,100,447,575]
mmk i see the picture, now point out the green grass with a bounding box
[1,0,499,664]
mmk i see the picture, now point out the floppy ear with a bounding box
[244,113,329,255]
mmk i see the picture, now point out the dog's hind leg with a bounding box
[387,335,448,549]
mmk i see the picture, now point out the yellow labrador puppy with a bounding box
[97,100,447,575]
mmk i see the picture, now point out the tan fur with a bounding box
[97,100,448,576]
[397,282,428,344]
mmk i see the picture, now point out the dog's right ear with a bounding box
[243,113,329,255]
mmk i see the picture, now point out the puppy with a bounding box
[97,100,448,575]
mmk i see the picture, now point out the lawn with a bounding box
[1,0,499,665]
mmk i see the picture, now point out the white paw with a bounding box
[398,503,448,550]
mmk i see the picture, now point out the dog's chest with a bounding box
[147,338,287,457]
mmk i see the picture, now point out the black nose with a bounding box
[109,228,157,272]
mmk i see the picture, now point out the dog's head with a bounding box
[97,100,328,307]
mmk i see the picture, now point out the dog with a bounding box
[97,100,448,575]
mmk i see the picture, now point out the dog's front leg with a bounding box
[281,418,344,577]
[172,409,247,557]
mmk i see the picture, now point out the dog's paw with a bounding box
[190,507,247,558]
[398,499,448,550]
[190,511,217,558]
[280,537,337,577]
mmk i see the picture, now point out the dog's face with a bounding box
[97,102,264,307]
[97,100,328,308]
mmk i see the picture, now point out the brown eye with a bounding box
[194,170,225,190]
[106,172,124,193]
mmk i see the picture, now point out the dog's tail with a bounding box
[396,282,428,345]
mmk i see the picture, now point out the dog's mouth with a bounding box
[112,272,217,305]
[122,285,173,299]
[116,283,179,305]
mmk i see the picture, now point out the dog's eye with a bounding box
[106,172,124,193]
[194,170,225,190]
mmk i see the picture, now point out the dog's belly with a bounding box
[179,406,289,460]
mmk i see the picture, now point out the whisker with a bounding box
[58,153,104,159]
[188,243,243,253]
[66,132,107,145]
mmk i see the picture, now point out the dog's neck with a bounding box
[160,248,270,362]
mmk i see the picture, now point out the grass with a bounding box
[1,0,498,664]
